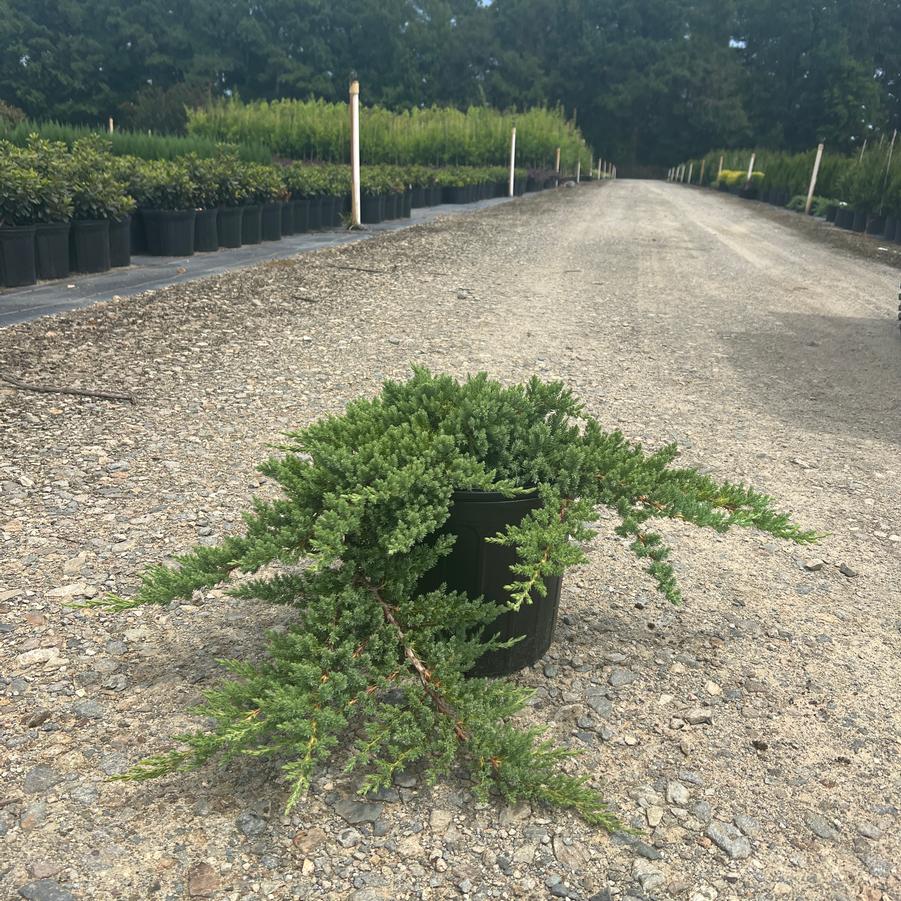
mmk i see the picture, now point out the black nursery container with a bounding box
[108,216,131,268]
[194,208,219,252]
[143,209,196,256]
[218,206,243,248]
[293,198,310,233]
[34,222,70,280]
[130,212,147,254]
[70,219,110,273]
[835,207,854,229]
[402,190,412,218]
[865,214,885,236]
[307,196,323,230]
[280,201,295,236]
[418,489,562,678]
[411,186,427,208]
[851,210,867,232]
[361,195,383,224]
[241,204,263,244]
[825,205,838,223]
[261,202,283,241]
[0,225,37,287]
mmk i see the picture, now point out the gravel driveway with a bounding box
[1,181,899,901]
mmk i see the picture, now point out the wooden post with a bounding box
[858,139,867,162]
[746,152,756,185]
[687,162,694,184]
[554,147,561,185]
[699,159,706,185]
[508,127,516,198]
[576,159,581,183]
[349,79,361,228]
[879,129,897,214]
[717,155,724,179]
[804,143,825,215]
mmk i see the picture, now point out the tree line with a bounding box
[1,0,898,168]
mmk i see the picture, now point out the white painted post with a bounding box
[349,80,362,228]
[687,162,694,184]
[879,129,897,214]
[745,152,756,186]
[108,117,114,133]
[804,143,825,215]
[508,127,516,197]
[576,159,581,183]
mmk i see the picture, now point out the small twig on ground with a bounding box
[324,264,393,275]
[0,370,135,404]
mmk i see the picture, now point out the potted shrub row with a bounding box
[0,135,133,288]
[88,369,817,827]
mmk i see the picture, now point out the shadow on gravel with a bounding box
[722,312,901,446]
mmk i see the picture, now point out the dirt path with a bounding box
[1,181,899,901]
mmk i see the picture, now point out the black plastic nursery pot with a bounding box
[261,202,283,241]
[308,197,324,230]
[130,212,147,254]
[0,225,37,287]
[241,205,263,244]
[293,198,310,233]
[834,207,854,229]
[143,209,196,256]
[69,219,110,273]
[192,208,219,252]
[418,489,562,678]
[825,205,838,223]
[280,201,295,236]
[851,210,867,233]
[865,214,885,236]
[443,185,469,204]
[108,216,131,268]
[402,191,412,218]
[411,186,427,208]
[218,206,243,248]
[883,216,896,240]
[320,195,339,227]
[429,186,442,206]
[34,222,70,280]
[361,195,383,225]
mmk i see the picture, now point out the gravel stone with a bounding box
[666,781,690,806]
[17,880,75,901]
[706,821,753,859]
[23,766,60,794]
[235,811,267,838]
[805,812,840,840]
[334,798,384,824]
[734,812,762,837]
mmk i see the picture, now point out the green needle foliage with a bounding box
[91,369,817,826]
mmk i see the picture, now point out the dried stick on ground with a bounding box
[0,370,135,404]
